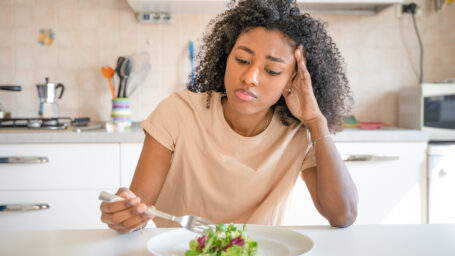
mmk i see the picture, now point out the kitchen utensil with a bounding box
[73,123,103,133]
[101,66,116,99]
[70,117,91,127]
[126,52,151,97]
[99,191,215,234]
[0,85,21,91]
[189,41,195,88]
[119,58,132,98]
[115,57,127,98]
[36,77,64,118]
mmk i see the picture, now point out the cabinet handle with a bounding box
[0,157,49,164]
[0,203,50,211]
[342,154,399,161]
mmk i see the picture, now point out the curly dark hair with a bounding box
[187,0,352,132]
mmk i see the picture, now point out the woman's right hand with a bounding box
[100,187,153,234]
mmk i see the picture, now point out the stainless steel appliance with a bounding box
[0,117,90,130]
[399,82,455,141]
[428,143,455,223]
[36,77,64,118]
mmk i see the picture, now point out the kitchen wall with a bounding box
[0,0,454,125]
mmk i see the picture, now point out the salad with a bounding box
[185,223,258,256]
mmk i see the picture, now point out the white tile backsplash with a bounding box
[0,1,454,124]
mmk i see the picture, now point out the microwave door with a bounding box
[424,95,455,129]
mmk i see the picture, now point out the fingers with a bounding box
[294,45,311,86]
[108,214,150,234]
[107,211,151,234]
[100,187,154,233]
[100,187,138,214]
[117,187,136,199]
[101,202,146,224]
[100,196,140,214]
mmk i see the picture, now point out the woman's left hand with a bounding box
[283,45,325,127]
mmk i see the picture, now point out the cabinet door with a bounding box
[120,143,143,188]
[0,144,120,190]
[287,142,427,225]
[0,190,119,230]
[429,155,455,223]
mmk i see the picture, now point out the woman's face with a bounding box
[224,27,296,116]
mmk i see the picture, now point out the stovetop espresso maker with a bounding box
[36,77,64,118]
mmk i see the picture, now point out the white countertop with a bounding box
[0,225,453,256]
[0,123,428,144]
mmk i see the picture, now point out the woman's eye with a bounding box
[235,57,249,64]
[266,69,282,76]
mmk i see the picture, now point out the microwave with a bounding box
[399,83,455,141]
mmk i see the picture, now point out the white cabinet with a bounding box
[0,144,120,230]
[287,142,428,225]
[120,143,143,188]
[428,144,455,224]
[1,140,428,228]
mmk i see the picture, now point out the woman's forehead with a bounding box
[234,27,296,56]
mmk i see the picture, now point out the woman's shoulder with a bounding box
[167,89,222,111]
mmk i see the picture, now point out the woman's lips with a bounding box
[234,89,257,101]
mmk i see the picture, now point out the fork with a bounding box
[99,191,215,234]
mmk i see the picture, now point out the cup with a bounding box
[109,97,132,131]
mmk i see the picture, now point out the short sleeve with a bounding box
[141,93,185,151]
[301,129,317,172]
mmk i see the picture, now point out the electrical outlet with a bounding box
[396,0,424,18]
[136,12,174,24]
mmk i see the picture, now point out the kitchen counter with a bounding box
[0,122,146,144]
[0,123,428,144]
[0,225,453,256]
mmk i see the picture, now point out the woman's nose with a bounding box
[241,65,259,86]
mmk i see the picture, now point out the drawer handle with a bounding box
[0,203,50,211]
[342,154,399,161]
[0,157,49,164]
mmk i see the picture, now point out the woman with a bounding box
[100,0,358,233]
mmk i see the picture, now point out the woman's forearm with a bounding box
[307,118,358,227]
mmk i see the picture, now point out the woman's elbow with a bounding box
[328,208,358,228]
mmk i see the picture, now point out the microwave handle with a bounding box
[342,154,399,162]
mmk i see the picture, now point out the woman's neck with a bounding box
[221,97,272,137]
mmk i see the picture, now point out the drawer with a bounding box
[0,190,115,230]
[338,142,427,224]
[0,144,120,190]
[0,190,118,230]
[287,142,428,225]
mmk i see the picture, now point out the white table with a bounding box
[1,225,454,256]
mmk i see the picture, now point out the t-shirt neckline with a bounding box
[214,92,278,141]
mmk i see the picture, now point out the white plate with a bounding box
[147,225,314,256]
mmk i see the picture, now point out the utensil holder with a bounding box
[109,97,131,131]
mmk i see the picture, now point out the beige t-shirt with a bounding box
[141,90,316,227]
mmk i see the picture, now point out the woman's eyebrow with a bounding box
[266,55,286,64]
[236,45,286,64]
[236,45,254,54]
